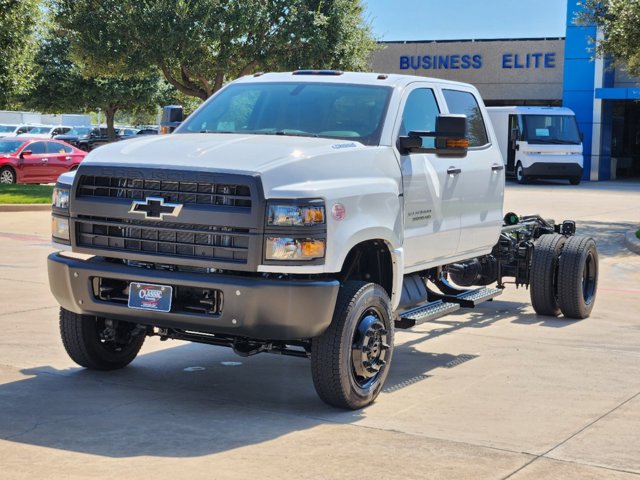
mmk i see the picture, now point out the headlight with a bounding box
[52,217,70,240]
[265,237,325,261]
[267,204,325,226]
[52,186,70,209]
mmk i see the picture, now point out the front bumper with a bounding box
[523,162,583,179]
[48,252,339,340]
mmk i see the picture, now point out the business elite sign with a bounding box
[399,52,557,71]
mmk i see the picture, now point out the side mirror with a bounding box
[509,127,520,142]
[20,150,33,158]
[160,105,184,134]
[398,114,468,156]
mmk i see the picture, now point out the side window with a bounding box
[29,142,47,154]
[400,88,440,148]
[46,142,70,154]
[442,89,489,147]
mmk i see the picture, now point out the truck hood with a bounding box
[82,133,366,174]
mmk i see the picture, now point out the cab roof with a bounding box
[233,70,477,90]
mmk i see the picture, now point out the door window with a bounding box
[28,142,47,154]
[400,88,440,148]
[47,142,72,154]
[442,89,489,147]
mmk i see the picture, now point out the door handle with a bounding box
[65,156,72,161]
[447,167,461,175]
[492,164,504,172]
[42,158,49,163]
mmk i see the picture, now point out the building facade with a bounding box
[370,0,640,181]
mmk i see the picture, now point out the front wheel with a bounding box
[515,162,529,184]
[59,308,146,370]
[569,176,581,185]
[0,167,16,184]
[311,281,394,409]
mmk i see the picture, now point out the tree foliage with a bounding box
[0,0,42,108]
[52,0,377,100]
[23,34,162,138]
[577,0,640,77]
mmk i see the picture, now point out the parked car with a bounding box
[0,124,36,138]
[17,125,72,139]
[117,127,139,137]
[0,138,87,184]
[135,128,158,135]
[54,126,110,151]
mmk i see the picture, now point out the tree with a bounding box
[23,34,163,139]
[0,0,42,108]
[577,0,640,77]
[51,0,377,100]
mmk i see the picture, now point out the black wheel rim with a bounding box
[351,308,390,388]
[582,251,597,304]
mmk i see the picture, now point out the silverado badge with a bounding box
[129,197,183,220]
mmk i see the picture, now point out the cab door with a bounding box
[18,141,49,183]
[395,84,462,269]
[441,88,504,257]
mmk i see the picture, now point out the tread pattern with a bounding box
[530,233,566,316]
[59,308,145,370]
[557,236,598,319]
[311,281,393,409]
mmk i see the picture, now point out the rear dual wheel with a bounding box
[530,234,598,319]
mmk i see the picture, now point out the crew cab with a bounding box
[47,72,598,409]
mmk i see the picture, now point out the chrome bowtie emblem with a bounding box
[129,197,183,220]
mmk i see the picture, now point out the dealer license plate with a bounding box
[128,282,173,312]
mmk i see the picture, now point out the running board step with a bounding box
[443,287,503,308]
[395,300,461,329]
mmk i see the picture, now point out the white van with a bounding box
[487,106,583,185]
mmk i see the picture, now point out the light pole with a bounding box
[97,107,101,127]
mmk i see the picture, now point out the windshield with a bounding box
[0,125,17,133]
[0,140,24,154]
[521,114,581,145]
[178,82,393,146]
[27,126,53,134]
[66,127,90,136]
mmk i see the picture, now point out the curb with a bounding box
[625,230,640,255]
[0,204,51,212]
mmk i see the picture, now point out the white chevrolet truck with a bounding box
[48,71,599,409]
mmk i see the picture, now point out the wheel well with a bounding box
[339,240,393,299]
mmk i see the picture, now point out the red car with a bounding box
[0,138,87,184]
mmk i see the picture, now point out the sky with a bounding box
[361,0,569,42]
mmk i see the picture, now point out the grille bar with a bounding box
[77,175,252,207]
[76,218,250,263]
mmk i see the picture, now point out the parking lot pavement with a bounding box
[0,181,639,479]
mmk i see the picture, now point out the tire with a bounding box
[557,236,598,319]
[0,166,16,184]
[311,281,394,409]
[530,233,567,316]
[515,162,528,184]
[569,176,581,185]
[59,307,146,370]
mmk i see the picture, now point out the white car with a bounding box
[0,124,36,138]
[17,125,72,139]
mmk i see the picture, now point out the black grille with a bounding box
[76,217,250,264]
[77,175,252,208]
